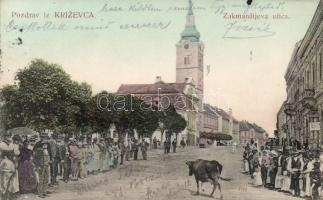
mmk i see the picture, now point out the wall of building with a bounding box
[284,2,323,147]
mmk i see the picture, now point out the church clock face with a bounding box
[184,44,189,49]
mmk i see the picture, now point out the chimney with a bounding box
[228,108,232,116]
[155,76,162,83]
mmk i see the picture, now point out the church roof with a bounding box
[180,0,200,42]
[181,26,200,42]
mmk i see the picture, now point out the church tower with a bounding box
[176,0,204,136]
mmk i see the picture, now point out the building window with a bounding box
[184,56,190,65]
[306,70,310,88]
[313,63,316,86]
[320,53,323,80]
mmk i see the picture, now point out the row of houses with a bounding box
[276,1,323,149]
[203,104,267,145]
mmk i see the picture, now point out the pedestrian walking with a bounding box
[112,142,120,168]
[153,137,157,149]
[125,139,130,161]
[140,139,148,160]
[180,138,186,148]
[119,141,126,165]
[172,139,177,153]
[132,140,139,160]
[164,138,171,154]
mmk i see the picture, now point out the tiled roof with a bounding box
[203,104,219,117]
[116,81,194,110]
[239,121,252,131]
[213,107,239,123]
[239,120,266,134]
[117,82,186,95]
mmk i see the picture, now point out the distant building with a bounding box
[203,104,220,133]
[276,102,287,145]
[215,107,239,143]
[239,121,267,146]
[202,104,239,143]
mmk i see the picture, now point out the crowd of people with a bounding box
[0,131,150,200]
[242,139,323,200]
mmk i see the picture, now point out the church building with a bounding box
[115,0,204,145]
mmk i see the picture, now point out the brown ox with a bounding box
[185,159,230,198]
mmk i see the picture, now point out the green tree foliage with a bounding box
[0,59,186,140]
[112,95,159,140]
[0,85,24,129]
[160,106,187,140]
[87,91,113,136]
[1,59,92,135]
[200,132,233,141]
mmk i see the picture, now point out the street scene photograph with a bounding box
[0,0,322,200]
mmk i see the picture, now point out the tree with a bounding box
[0,85,24,131]
[112,95,159,141]
[200,132,233,141]
[1,59,92,135]
[161,106,187,141]
[87,91,113,137]
[135,103,159,141]
[14,59,73,132]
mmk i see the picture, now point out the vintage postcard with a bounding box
[0,0,322,200]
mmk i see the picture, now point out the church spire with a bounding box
[188,0,193,16]
[181,0,200,42]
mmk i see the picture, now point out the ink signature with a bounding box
[222,21,276,39]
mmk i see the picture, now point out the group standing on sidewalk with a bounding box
[0,131,151,199]
[242,139,323,200]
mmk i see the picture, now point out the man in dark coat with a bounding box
[33,139,51,198]
[49,133,60,186]
[172,139,177,153]
[132,140,139,160]
[140,139,148,160]
[289,151,303,197]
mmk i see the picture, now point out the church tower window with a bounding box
[184,56,190,65]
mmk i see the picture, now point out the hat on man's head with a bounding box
[3,131,12,137]
[29,135,37,142]
[40,132,49,138]
[41,139,49,145]
[51,133,58,139]
[12,134,22,142]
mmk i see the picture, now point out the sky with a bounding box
[0,0,320,135]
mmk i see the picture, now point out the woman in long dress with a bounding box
[274,152,283,190]
[281,155,291,192]
[92,139,100,174]
[253,152,262,186]
[18,140,37,193]
[107,142,114,169]
[68,140,79,181]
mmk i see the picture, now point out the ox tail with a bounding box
[220,176,232,181]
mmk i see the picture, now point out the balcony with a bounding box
[301,89,316,109]
[284,103,295,116]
